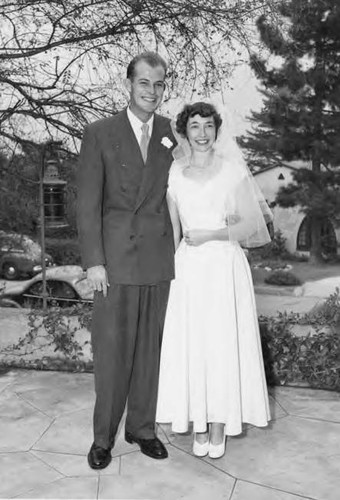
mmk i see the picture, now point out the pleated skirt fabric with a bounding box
[156,240,271,436]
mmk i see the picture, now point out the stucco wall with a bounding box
[254,166,295,204]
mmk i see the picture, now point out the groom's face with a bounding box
[126,60,166,121]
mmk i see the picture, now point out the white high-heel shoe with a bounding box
[193,434,209,457]
[208,438,226,459]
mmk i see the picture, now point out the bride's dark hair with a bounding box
[176,102,222,138]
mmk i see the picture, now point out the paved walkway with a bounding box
[0,369,339,500]
[254,291,320,317]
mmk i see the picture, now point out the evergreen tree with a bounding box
[238,0,340,262]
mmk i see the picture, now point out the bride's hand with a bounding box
[184,229,211,246]
[225,213,241,226]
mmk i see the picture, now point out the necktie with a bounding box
[140,123,150,163]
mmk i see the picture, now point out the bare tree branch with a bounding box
[0,0,277,151]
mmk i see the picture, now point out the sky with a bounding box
[216,63,263,137]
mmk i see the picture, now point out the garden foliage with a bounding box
[1,290,339,392]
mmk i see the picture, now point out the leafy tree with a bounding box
[238,0,340,262]
[0,0,275,152]
[0,146,80,241]
[0,151,40,235]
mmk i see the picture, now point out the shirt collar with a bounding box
[127,107,154,137]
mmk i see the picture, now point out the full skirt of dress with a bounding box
[156,239,271,436]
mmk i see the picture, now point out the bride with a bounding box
[156,101,272,459]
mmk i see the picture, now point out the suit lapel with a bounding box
[134,114,170,212]
[115,110,144,170]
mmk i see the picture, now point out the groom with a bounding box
[77,52,176,469]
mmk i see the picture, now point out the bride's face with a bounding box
[186,114,216,153]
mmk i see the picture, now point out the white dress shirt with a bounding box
[127,107,154,145]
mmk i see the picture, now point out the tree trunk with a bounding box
[309,216,323,264]
[309,37,325,266]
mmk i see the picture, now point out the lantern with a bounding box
[43,159,68,228]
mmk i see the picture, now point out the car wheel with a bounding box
[2,262,19,280]
[0,298,22,308]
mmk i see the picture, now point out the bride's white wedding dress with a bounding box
[156,159,271,436]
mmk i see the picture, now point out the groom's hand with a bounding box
[87,265,110,297]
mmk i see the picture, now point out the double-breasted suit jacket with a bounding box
[77,109,176,285]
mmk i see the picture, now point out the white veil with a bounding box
[171,100,273,248]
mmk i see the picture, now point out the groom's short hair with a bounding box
[127,52,167,80]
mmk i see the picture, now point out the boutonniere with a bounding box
[161,137,173,149]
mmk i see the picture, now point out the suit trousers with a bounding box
[91,281,170,448]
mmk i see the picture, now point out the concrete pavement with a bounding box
[0,276,339,499]
[255,291,321,317]
[0,369,339,500]
[254,275,340,317]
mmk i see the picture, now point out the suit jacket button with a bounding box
[130,234,135,240]
[121,186,127,192]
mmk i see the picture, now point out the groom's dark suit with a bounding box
[77,109,175,448]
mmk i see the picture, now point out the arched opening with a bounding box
[297,216,337,255]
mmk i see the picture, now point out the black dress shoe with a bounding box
[87,442,112,470]
[125,431,168,459]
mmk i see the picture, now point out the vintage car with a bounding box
[0,231,53,280]
[0,265,93,308]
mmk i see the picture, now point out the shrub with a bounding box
[45,238,81,266]
[306,287,340,328]
[260,305,340,391]
[264,269,302,286]
[250,230,309,262]
[254,230,287,260]
[283,253,309,262]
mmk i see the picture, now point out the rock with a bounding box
[301,277,340,298]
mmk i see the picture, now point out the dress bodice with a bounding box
[168,160,237,232]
